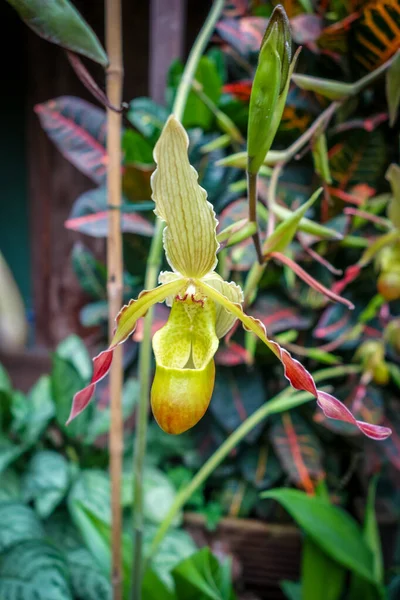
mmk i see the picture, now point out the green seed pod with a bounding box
[377,270,400,301]
[384,319,400,353]
[373,361,390,386]
[386,163,400,228]
[355,340,385,371]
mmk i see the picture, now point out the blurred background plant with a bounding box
[1,0,400,599]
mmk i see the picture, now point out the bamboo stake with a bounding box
[105,0,124,598]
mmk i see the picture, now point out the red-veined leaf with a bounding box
[317,13,360,58]
[290,14,323,44]
[239,441,283,490]
[215,342,251,366]
[216,16,268,56]
[132,303,169,342]
[122,163,154,202]
[270,412,325,493]
[35,96,107,184]
[210,365,266,443]
[329,129,387,191]
[314,302,359,346]
[378,405,400,470]
[65,186,154,237]
[353,0,400,71]
[223,0,248,18]
[222,80,252,101]
[250,293,313,335]
[66,211,154,238]
[71,242,107,300]
[386,50,400,126]
[219,477,259,518]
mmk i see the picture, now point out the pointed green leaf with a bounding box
[301,537,345,600]
[386,51,400,127]
[263,188,322,256]
[261,489,375,582]
[7,0,107,65]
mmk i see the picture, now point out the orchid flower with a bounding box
[68,116,391,440]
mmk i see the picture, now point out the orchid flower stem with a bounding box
[131,1,225,598]
[243,102,339,306]
[248,170,264,263]
[147,365,362,560]
[267,163,283,237]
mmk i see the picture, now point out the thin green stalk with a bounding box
[131,223,163,600]
[173,0,225,122]
[148,364,362,558]
[248,171,263,263]
[131,1,225,598]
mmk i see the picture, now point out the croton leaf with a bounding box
[223,0,248,18]
[239,441,283,490]
[71,243,107,300]
[132,304,170,342]
[6,0,108,66]
[35,96,107,184]
[210,365,266,443]
[250,292,313,335]
[386,51,400,126]
[329,129,387,191]
[290,14,323,44]
[66,187,154,237]
[127,97,169,145]
[270,412,325,492]
[314,301,381,350]
[217,477,259,518]
[216,16,268,57]
[375,403,400,471]
[215,341,251,366]
[352,0,400,72]
[122,129,154,165]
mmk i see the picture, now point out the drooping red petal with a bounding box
[66,349,113,424]
[271,252,355,309]
[317,391,392,440]
[197,280,392,441]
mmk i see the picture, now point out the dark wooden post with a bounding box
[149,0,186,104]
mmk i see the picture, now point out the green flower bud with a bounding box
[247,5,293,175]
[261,5,292,93]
